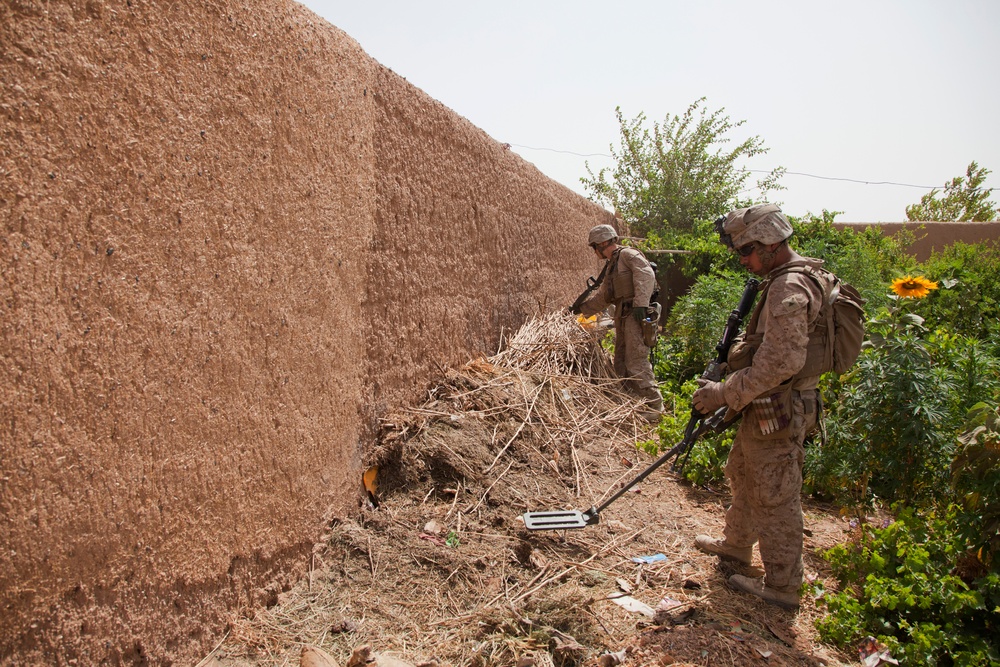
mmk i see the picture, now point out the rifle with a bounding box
[665,276,760,473]
[568,263,609,315]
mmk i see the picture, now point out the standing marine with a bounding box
[573,224,662,421]
[691,204,838,609]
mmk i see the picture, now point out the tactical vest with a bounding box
[726,261,837,438]
[727,261,833,382]
[607,247,636,303]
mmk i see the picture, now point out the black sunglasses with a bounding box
[734,243,756,257]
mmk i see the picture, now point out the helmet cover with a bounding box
[723,204,793,247]
[587,224,618,246]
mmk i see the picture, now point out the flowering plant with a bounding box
[890,275,938,299]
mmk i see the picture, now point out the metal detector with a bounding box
[521,406,732,531]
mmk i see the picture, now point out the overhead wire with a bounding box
[507,143,996,193]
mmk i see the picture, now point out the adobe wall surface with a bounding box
[362,65,607,424]
[833,221,1000,261]
[0,0,607,663]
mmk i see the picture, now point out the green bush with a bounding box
[808,302,955,504]
[817,505,1000,666]
[654,269,744,391]
[807,295,1000,506]
[935,334,1000,417]
[953,403,1000,570]
[916,241,1000,344]
[643,216,739,281]
[790,212,916,316]
[644,377,734,487]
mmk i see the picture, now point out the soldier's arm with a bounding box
[622,249,656,307]
[721,279,817,411]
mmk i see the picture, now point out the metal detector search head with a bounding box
[522,506,599,531]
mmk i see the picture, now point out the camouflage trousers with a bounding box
[722,393,817,592]
[613,311,661,410]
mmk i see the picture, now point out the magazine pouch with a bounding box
[748,382,795,439]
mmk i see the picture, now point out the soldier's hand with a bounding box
[692,378,726,414]
[631,306,647,323]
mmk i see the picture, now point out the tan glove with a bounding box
[692,378,726,414]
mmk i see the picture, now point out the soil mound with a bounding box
[208,313,852,667]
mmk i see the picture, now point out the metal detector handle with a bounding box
[591,448,679,517]
[579,408,737,523]
[672,409,741,474]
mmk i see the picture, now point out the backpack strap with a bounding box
[743,261,836,376]
[604,247,623,301]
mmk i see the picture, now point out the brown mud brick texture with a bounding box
[0,0,611,662]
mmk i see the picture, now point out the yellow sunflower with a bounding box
[891,275,938,299]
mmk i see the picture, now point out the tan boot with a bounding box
[694,535,752,565]
[639,408,662,424]
[728,574,800,609]
[636,394,662,423]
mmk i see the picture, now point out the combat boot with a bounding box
[639,408,661,424]
[728,574,800,609]
[694,535,752,565]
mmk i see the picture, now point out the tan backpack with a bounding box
[747,262,866,377]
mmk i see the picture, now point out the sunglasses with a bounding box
[734,243,756,257]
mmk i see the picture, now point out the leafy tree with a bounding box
[905,161,999,222]
[582,98,785,236]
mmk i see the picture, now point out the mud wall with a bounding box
[363,66,607,422]
[0,0,608,663]
[834,221,1000,261]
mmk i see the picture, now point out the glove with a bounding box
[692,378,726,414]
[631,306,647,323]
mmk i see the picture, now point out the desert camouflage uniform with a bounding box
[719,258,827,592]
[579,246,661,409]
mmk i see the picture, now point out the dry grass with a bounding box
[212,312,854,667]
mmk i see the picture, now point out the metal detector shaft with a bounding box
[522,277,759,531]
[592,410,718,516]
[521,410,731,531]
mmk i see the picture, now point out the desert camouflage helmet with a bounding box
[722,204,793,247]
[588,224,618,245]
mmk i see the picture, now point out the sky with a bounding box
[296,0,1000,222]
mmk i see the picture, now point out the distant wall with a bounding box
[833,221,1000,261]
[0,0,608,662]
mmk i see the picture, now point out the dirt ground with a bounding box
[203,314,857,667]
